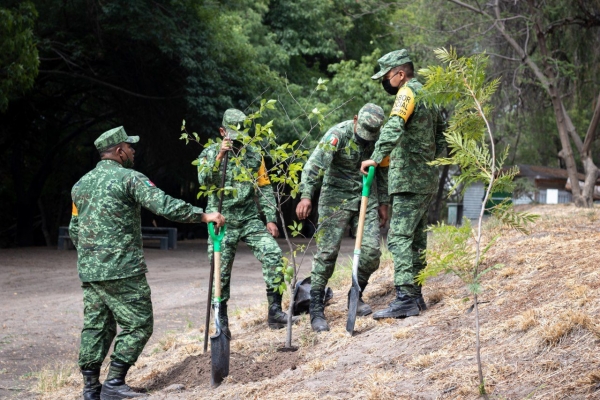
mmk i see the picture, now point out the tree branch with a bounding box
[583,93,600,155]
[38,70,184,100]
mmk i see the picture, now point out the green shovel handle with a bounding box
[362,166,375,197]
[208,222,226,252]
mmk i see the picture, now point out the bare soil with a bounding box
[0,237,352,399]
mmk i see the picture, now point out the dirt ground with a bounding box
[0,237,355,399]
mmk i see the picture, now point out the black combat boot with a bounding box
[81,369,101,400]
[218,302,231,339]
[372,286,420,320]
[415,286,427,311]
[266,289,299,329]
[100,361,146,400]
[347,281,373,317]
[309,289,330,332]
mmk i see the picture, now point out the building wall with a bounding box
[463,182,485,220]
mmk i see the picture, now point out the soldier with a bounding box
[296,103,389,332]
[197,108,298,338]
[70,126,225,400]
[361,49,446,319]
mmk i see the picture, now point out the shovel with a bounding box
[204,150,230,353]
[346,166,375,336]
[209,221,229,388]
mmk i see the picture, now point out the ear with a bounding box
[219,127,226,137]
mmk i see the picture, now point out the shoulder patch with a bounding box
[71,202,78,216]
[323,133,339,147]
[144,180,156,187]
[379,156,390,167]
[390,86,415,122]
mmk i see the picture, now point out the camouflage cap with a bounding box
[355,103,385,141]
[371,49,412,80]
[94,126,139,152]
[222,108,247,140]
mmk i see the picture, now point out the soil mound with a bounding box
[147,350,300,390]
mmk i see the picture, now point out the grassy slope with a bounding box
[40,204,600,399]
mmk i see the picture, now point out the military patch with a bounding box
[144,180,156,187]
[379,156,390,167]
[72,202,78,216]
[390,86,415,122]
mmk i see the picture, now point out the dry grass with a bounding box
[33,362,78,394]
[38,205,600,400]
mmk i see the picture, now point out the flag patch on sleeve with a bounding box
[330,137,338,146]
[144,180,156,187]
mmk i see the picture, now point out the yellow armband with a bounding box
[72,202,78,216]
[390,86,415,122]
[257,157,271,187]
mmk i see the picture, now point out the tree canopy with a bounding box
[0,0,598,246]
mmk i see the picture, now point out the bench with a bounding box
[141,227,177,250]
[57,226,74,250]
[57,226,178,250]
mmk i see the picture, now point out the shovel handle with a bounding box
[362,166,375,197]
[208,222,226,252]
[213,250,222,302]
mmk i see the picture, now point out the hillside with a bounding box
[40,205,600,399]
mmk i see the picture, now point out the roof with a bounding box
[515,164,600,184]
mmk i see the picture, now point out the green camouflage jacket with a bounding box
[69,160,205,282]
[370,78,447,195]
[300,120,389,211]
[197,143,277,225]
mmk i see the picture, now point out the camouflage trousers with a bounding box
[208,218,282,302]
[388,192,434,296]
[78,274,153,370]
[311,203,381,291]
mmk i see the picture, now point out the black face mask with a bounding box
[353,132,372,147]
[382,70,401,95]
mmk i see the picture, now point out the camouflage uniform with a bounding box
[197,112,282,303]
[70,127,207,370]
[369,50,447,297]
[300,104,388,292]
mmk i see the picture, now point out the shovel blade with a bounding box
[346,279,360,335]
[210,330,230,388]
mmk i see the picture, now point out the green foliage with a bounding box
[420,48,538,230]
[416,219,502,291]
[0,2,39,112]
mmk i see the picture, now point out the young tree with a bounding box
[182,79,343,348]
[417,48,538,397]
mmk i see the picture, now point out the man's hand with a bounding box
[296,198,312,220]
[201,212,225,227]
[266,222,279,238]
[378,204,389,228]
[216,138,232,161]
[360,159,378,174]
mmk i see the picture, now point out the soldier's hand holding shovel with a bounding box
[202,212,225,228]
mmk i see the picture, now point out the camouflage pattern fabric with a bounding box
[300,111,387,291]
[78,274,153,370]
[299,120,389,210]
[371,49,412,80]
[198,143,282,302]
[369,78,447,195]
[207,218,282,302]
[311,205,381,291]
[197,144,277,223]
[388,193,434,296]
[69,159,206,282]
[93,126,138,152]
